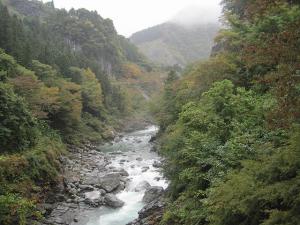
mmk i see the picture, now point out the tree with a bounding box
[0,83,39,152]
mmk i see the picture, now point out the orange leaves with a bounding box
[121,63,142,80]
[9,74,60,119]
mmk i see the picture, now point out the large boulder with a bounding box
[84,191,104,207]
[127,198,166,225]
[98,173,121,192]
[142,186,164,203]
[104,194,125,208]
[134,181,151,192]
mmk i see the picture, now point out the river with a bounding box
[83,125,168,225]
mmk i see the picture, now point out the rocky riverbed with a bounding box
[39,125,167,225]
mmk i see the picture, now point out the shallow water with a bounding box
[84,125,168,225]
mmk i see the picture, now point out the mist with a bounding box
[170,4,222,27]
[45,0,222,36]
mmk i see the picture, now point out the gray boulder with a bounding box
[142,186,164,203]
[134,181,151,192]
[98,173,121,192]
[104,194,125,208]
[84,191,104,207]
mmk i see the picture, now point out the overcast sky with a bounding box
[48,0,222,37]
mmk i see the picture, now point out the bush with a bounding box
[0,194,40,225]
[0,83,39,152]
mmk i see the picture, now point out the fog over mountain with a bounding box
[171,4,221,27]
[130,5,221,67]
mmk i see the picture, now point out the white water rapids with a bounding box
[84,125,168,225]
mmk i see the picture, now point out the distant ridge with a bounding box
[130,22,220,67]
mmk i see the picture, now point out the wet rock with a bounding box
[150,145,158,152]
[84,197,104,207]
[149,135,157,142]
[127,198,166,225]
[141,166,150,172]
[45,203,80,225]
[98,173,121,192]
[84,191,100,200]
[110,151,123,155]
[154,177,161,181]
[78,184,94,192]
[134,181,151,192]
[142,186,164,203]
[84,191,104,207]
[153,161,162,168]
[116,168,129,176]
[104,194,125,208]
[99,189,106,196]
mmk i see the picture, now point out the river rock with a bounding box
[84,190,100,200]
[84,191,104,207]
[153,161,162,168]
[104,194,125,208]
[134,181,151,192]
[142,186,164,203]
[127,198,166,225]
[78,184,94,192]
[98,173,121,192]
[141,166,150,173]
[149,135,157,142]
[114,168,129,177]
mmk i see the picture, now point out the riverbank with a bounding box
[38,125,167,225]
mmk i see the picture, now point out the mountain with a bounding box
[130,22,220,67]
[2,0,147,76]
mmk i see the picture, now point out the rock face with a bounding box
[142,186,164,203]
[105,194,125,208]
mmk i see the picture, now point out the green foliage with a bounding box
[0,83,39,152]
[0,194,40,225]
[0,1,152,224]
[156,1,300,224]
[207,127,300,225]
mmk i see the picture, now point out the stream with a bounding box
[83,125,168,225]
[43,125,167,225]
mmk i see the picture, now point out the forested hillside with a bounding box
[153,0,300,224]
[0,0,158,224]
[130,22,220,67]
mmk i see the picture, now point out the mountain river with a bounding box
[82,125,168,225]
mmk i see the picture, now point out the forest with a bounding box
[0,0,161,224]
[0,0,299,224]
[152,0,300,224]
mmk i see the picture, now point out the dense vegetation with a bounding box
[153,0,300,224]
[0,0,159,224]
[130,22,220,67]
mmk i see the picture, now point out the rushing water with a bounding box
[84,125,168,225]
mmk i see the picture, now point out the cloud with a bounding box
[46,0,222,36]
[170,3,221,26]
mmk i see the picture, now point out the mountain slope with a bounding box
[130,22,220,67]
[2,0,147,76]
